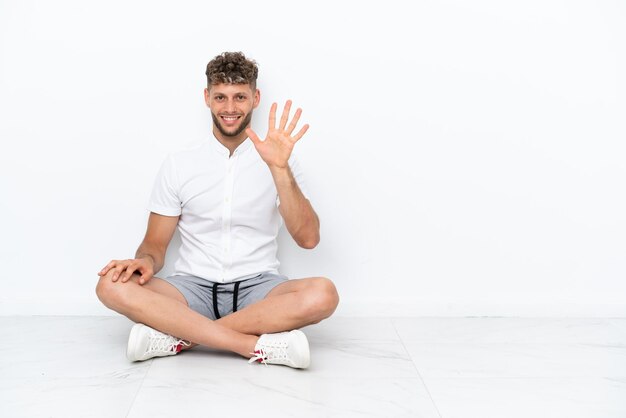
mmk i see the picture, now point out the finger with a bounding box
[268,102,277,130]
[111,261,130,282]
[120,263,138,283]
[292,124,310,142]
[246,128,262,145]
[286,108,302,136]
[111,266,124,282]
[99,260,117,276]
[136,261,153,285]
[279,100,292,131]
[138,270,153,285]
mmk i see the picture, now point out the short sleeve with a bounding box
[277,154,310,207]
[148,155,182,216]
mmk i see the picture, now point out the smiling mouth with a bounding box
[220,115,242,123]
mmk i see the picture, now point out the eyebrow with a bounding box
[212,92,248,97]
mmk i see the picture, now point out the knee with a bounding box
[302,277,339,323]
[95,273,133,311]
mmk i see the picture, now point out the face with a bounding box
[204,83,260,140]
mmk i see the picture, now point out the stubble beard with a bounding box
[212,111,253,138]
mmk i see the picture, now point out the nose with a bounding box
[225,99,236,113]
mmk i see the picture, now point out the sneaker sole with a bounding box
[292,330,311,369]
[126,323,145,362]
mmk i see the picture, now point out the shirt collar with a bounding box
[208,133,254,157]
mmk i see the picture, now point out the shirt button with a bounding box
[225,196,230,203]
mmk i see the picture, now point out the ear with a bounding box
[253,88,261,109]
[204,88,211,108]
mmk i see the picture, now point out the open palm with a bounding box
[246,100,309,169]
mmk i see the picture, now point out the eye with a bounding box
[214,95,224,101]
[237,95,247,101]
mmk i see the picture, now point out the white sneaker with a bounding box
[248,330,310,369]
[126,323,190,362]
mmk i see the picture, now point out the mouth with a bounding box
[220,115,242,127]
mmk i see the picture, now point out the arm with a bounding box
[135,212,179,273]
[246,100,320,249]
[270,165,320,249]
[98,212,179,284]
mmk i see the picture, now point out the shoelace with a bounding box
[248,343,289,365]
[248,349,269,365]
[146,329,190,355]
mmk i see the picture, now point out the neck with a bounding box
[212,126,248,157]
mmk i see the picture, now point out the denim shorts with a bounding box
[162,272,288,320]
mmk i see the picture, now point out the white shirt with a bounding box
[148,135,309,283]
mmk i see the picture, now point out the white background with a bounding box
[0,0,624,316]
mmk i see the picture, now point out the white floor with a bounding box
[1,316,625,418]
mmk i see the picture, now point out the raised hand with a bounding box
[246,100,309,169]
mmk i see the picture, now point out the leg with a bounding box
[216,276,339,335]
[95,271,257,357]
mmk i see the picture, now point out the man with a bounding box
[96,51,339,369]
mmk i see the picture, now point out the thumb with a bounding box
[246,128,263,145]
[138,265,153,285]
[138,271,152,285]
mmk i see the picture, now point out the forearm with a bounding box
[270,165,320,249]
[135,242,166,273]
